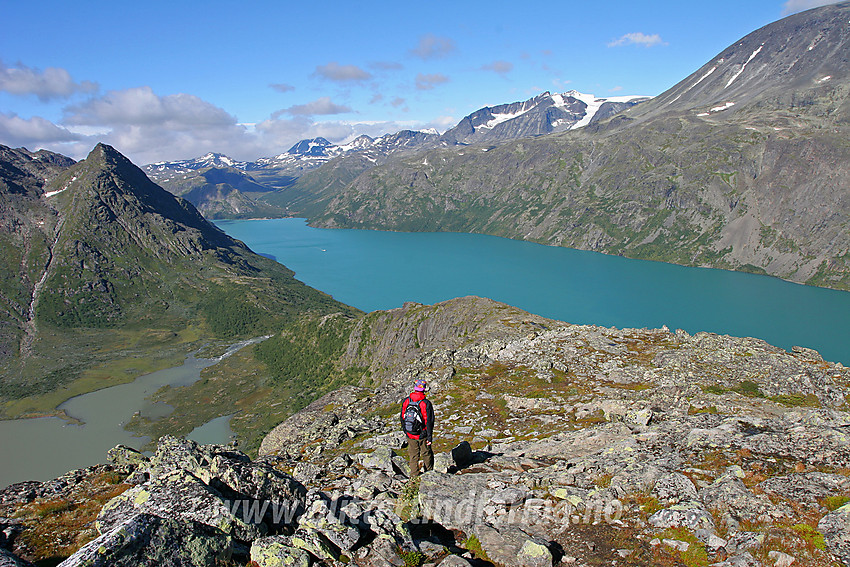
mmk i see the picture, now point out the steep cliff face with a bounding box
[298,3,850,291]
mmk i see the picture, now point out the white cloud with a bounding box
[270,83,295,93]
[782,0,841,14]
[314,62,372,82]
[65,86,236,128]
[0,112,82,146]
[15,86,264,163]
[415,73,450,91]
[410,34,457,60]
[609,86,624,92]
[0,84,448,165]
[607,32,666,48]
[277,97,353,116]
[482,60,513,75]
[0,61,98,101]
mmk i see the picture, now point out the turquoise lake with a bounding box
[216,218,850,365]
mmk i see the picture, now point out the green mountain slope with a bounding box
[0,143,356,411]
[282,3,850,290]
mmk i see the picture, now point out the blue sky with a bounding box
[0,0,840,164]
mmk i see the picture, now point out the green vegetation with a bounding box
[398,549,426,567]
[254,314,360,410]
[821,495,850,511]
[655,527,709,567]
[790,523,826,551]
[395,477,421,522]
[735,380,764,398]
[461,534,489,562]
[200,286,266,338]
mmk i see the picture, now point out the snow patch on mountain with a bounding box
[726,44,764,88]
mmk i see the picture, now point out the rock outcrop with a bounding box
[3,318,850,566]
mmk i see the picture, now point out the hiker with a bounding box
[400,378,435,477]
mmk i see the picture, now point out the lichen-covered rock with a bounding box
[107,445,148,471]
[297,492,361,551]
[357,533,405,566]
[250,536,311,567]
[434,441,474,473]
[206,455,306,521]
[517,538,554,567]
[653,472,699,504]
[759,472,850,503]
[437,556,473,566]
[817,501,850,565]
[58,513,231,567]
[474,523,552,567]
[699,469,782,527]
[648,501,716,533]
[359,447,395,473]
[96,469,263,541]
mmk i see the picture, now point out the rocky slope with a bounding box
[287,3,850,292]
[0,146,74,362]
[2,297,849,566]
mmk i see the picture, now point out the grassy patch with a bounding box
[395,477,421,522]
[821,495,850,511]
[769,393,821,408]
[654,527,709,567]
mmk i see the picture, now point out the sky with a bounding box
[0,0,842,165]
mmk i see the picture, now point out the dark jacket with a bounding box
[401,391,435,442]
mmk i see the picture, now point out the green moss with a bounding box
[791,523,826,551]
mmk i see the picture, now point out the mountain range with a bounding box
[143,91,646,218]
[140,2,850,292]
[282,2,850,291]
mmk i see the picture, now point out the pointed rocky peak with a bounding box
[60,143,233,249]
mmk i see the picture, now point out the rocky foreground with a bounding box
[2,318,850,566]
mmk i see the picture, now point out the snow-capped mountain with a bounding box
[440,90,650,145]
[251,130,440,172]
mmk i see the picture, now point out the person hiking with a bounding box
[400,378,435,478]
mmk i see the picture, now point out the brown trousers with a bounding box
[407,436,434,477]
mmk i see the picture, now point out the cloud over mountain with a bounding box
[782,0,842,14]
